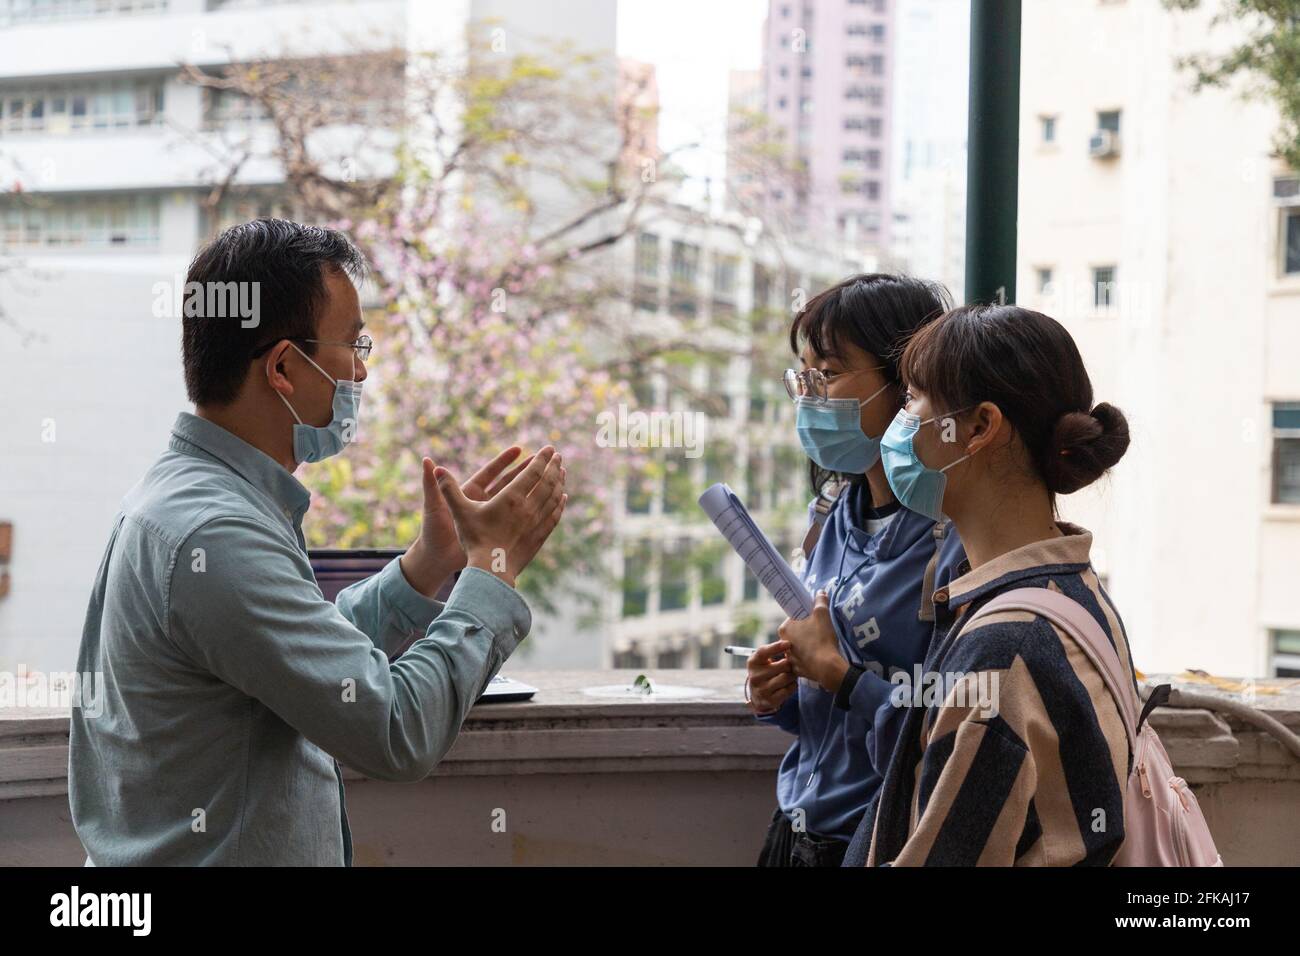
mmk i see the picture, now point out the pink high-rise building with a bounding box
[761,0,895,251]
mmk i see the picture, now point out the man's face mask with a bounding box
[276,342,363,464]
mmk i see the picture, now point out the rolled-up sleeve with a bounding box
[167,515,530,783]
[334,557,445,660]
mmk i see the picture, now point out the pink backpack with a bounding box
[974,588,1223,867]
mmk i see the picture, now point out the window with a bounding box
[662,452,694,514]
[612,644,646,669]
[745,450,767,513]
[209,194,299,236]
[1097,110,1121,134]
[624,467,653,514]
[1276,178,1300,275]
[0,194,160,250]
[1284,212,1300,275]
[669,240,700,285]
[633,281,658,313]
[621,541,652,617]
[753,264,773,311]
[1271,629,1300,677]
[704,440,731,490]
[0,0,168,26]
[668,290,698,320]
[657,646,684,668]
[1037,267,1053,293]
[635,231,659,278]
[712,254,738,298]
[659,539,690,612]
[843,179,881,200]
[1273,402,1300,504]
[1040,115,1057,144]
[698,634,721,669]
[0,79,163,135]
[698,542,726,607]
[1093,265,1116,308]
[205,88,271,128]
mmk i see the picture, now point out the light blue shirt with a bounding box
[69,412,530,865]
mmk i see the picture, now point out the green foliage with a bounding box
[1166,0,1300,169]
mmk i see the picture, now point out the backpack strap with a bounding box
[801,480,846,557]
[968,587,1139,754]
[917,518,950,623]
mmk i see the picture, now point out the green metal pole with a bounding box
[965,0,1022,305]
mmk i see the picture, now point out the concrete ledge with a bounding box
[3,670,1298,864]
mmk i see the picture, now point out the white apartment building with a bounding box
[0,0,618,676]
[588,202,865,670]
[1017,0,1300,679]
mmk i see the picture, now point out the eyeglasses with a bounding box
[252,334,373,361]
[783,365,885,404]
[303,335,373,361]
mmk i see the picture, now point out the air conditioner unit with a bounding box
[1089,130,1121,158]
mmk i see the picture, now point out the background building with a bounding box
[887,0,967,299]
[759,0,896,253]
[0,0,619,676]
[1017,0,1300,678]
[595,204,861,669]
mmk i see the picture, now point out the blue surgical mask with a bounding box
[880,407,973,519]
[277,342,363,464]
[794,380,891,473]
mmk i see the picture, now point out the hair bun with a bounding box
[1044,402,1131,494]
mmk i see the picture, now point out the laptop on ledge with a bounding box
[309,549,538,704]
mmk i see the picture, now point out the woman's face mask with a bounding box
[276,342,363,464]
[880,404,974,519]
[794,380,892,473]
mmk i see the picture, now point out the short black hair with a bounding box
[181,218,367,406]
[789,273,952,498]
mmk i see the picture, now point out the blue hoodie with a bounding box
[757,480,966,842]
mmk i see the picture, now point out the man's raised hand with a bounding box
[434,445,565,588]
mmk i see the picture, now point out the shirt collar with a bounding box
[935,521,1093,608]
[169,412,311,522]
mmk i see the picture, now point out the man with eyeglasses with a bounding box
[68,218,567,865]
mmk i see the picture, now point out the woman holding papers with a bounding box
[747,273,967,867]
[843,304,1135,865]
